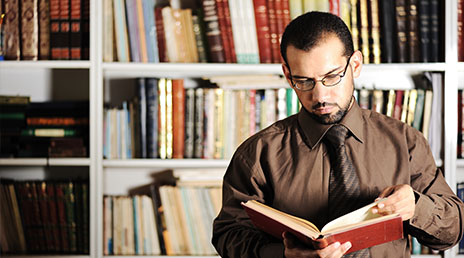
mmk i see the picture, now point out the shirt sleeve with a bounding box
[212,151,285,258]
[408,128,464,250]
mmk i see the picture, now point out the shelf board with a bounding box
[362,63,446,72]
[103,158,229,168]
[103,256,218,258]
[457,159,464,168]
[0,158,90,166]
[0,60,91,69]
[1,256,90,258]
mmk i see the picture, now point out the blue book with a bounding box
[146,78,159,158]
[125,0,141,62]
[137,78,147,158]
[142,0,159,62]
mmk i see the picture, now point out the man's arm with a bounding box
[212,152,284,258]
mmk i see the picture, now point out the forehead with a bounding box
[286,36,346,74]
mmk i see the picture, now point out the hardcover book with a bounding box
[242,199,403,254]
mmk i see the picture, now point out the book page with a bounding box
[321,198,387,234]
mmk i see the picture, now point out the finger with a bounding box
[319,241,352,258]
[378,186,394,198]
[282,232,295,249]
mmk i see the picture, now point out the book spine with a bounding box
[141,0,158,63]
[125,0,141,62]
[172,79,185,159]
[418,0,430,62]
[202,0,226,63]
[407,0,420,62]
[194,88,205,158]
[135,0,148,63]
[146,78,159,159]
[60,0,71,59]
[359,0,370,64]
[350,0,359,51]
[267,0,281,63]
[216,0,233,63]
[223,0,237,63]
[113,0,130,62]
[4,0,21,60]
[253,0,272,63]
[428,0,439,62]
[158,78,167,159]
[379,0,396,63]
[81,0,90,59]
[20,0,39,60]
[70,0,82,60]
[155,7,168,62]
[184,88,195,158]
[192,14,209,63]
[395,0,408,62]
[39,0,51,60]
[369,0,380,64]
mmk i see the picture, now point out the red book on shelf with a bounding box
[242,199,403,254]
[70,0,82,60]
[216,0,234,63]
[267,0,280,63]
[60,0,71,59]
[253,0,272,63]
[172,79,185,159]
[155,7,168,62]
[50,0,61,59]
[393,90,404,120]
[223,0,237,63]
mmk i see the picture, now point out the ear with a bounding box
[350,50,363,78]
[282,63,294,88]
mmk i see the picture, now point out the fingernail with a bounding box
[333,242,341,248]
[372,208,378,213]
[344,242,352,250]
[378,203,385,208]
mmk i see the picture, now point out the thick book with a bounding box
[21,0,39,60]
[379,0,397,63]
[242,199,403,254]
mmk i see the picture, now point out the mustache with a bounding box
[312,102,338,109]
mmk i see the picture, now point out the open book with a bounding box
[241,199,403,254]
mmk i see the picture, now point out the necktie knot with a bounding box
[324,124,349,148]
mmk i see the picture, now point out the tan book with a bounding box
[400,90,410,123]
[158,186,178,255]
[213,88,224,159]
[421,90,433,140]
[103,196,113,255]
[39,0,50,59]
[102,0,113,62]
[182,9,199,63]
[369,0,381,64]
[350,0,359,51]
[158,78,167,159]
[385,89,396,117]
[371,90,384,114]
[4,0,21,60]
[166,79,173,159]
[406,89,417,126]
[359,0,370,64]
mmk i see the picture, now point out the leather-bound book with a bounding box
[202,0,226,63]
[21,0,39,60]
[395,0,408,63]
[428,0,440,62]
[39,0,50,59]
[253,0,272,63]
[418,0,430,62]
[216,0,234,63]
[4,0,21,60]
[406,0,420,62]
[70,0,82,60]
[59,0,71,60]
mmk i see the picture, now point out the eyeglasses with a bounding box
[289,55,352,91]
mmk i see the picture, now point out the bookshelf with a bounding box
[0,0,462,258]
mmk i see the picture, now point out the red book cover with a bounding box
[223,0,237,63]
[242,200,403,254]
[458,90,463,158]
[155,7,168,62]
[330,0,340,16]
[458,0,464,62]
[46,183,62,252]
[172,79,185,159]
[253,0,272,63]
[393,90,404,120]
[267,0,280,63]
[202,0,226,63]
[55,183,70,252]
[37,182,56,252]
[216,0,233,63]
[50,0,61,59]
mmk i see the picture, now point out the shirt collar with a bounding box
[297,99,364,149]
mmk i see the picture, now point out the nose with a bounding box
[311,81,331,102]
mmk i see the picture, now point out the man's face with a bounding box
[282,35,363,124]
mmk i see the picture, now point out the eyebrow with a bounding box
[291,65,344,80]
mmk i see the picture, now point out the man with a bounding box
[212,11,464,258]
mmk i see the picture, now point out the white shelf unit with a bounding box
[0,1,462,258]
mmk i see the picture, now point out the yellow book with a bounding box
[359,0,370,63]
[400,90,410,123]
[289,0,304,19]
[135,0,148,62]
[214,88,224,159]
[369,0,381,64]
[350,0,359,51]
[386,89,396,117]
[407,89,418,126]
[158,78,167,159]
[421,90,433,140]
[372,90,384,113]
[340,0,351,31]
[166,79,173,159]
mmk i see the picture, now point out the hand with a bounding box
[283,232,351,258]
[372,184,415,221]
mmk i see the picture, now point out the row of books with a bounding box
[103,77,299,160]
[0,96,89,158]
[0,179,89,254]
[1,0,90,60]
[457,90,464,158]
[104,0,443,64]
[103,170,221,255]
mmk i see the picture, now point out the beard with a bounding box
[308,98,352,124]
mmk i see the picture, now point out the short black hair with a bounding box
[280,11,354,65]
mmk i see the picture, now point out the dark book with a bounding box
[242,199,403,254]
[81,182,89,254]
[459,90,463,158]
[60,0,71,60]
[154,7,168,62]
[20,0,39,60]
[418,0,430,62]
[406,0,420,62]
[74,181,83,253]
[81,0,90,59]
[46,183,62,253]
[184,88,195,158]
[70,0,82,60]
[38,0,50,59]
[202,0,226,63]
[55,183,70,252]
[216,0,233,63]
[50,0,61,59]
[146,78,159,158]
[4,0,21,60]
[137,78,148,158]
[37,181,56,252]
[379,0,397,63]
[395,0,408,63]
[192,13,209,63]
[194,88,204,158]
[63,182,77,253]
[458,183,464,254]
[428,0,440,62]
[128,170,177,255]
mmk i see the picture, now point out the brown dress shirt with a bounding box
[212,101,464,257]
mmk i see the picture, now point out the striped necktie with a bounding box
[324,124,370,257]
